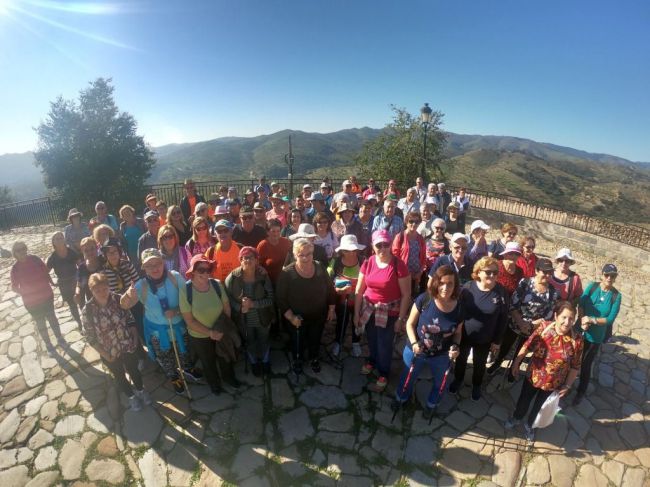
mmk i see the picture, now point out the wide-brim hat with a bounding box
[67,208,82,220]
[500,241,522,256]
[269,193,284,201]
[185,254,215,279]
[555,248,575,263]
[289,223,318,240]
[336,234,366,252]
[470,220,490,233]
[335,203,356,215]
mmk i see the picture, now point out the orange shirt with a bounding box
[188,196,197,216]
[206,242,241,281]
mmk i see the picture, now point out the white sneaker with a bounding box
[331,342,340,356]
[135,389,152,406]
[129,395,142,412]
[352,343,362,357]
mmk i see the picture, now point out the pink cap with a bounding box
[372,229,392,246]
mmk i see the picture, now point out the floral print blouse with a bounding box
[510,277,558,335]
[524,322,583,391]
[82,293,138,360]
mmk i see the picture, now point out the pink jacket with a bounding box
[391,231,426,273]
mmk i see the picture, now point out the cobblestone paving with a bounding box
[0,225,649,486]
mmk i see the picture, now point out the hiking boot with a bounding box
[331,342,341,357]
[524,424,535,442]
[183,368,204,383]
[504,417,521,429]
[486,362,501,376]
[448,380,461,394]
[471,386,482,401]
[129,394,142,412]
[361,362,374,375]
[311,359,321,373]
[352,342,362,357]
[135,389,152,406]
[252,362,262,377]
[171,378,185,395]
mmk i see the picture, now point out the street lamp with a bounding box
[284,134,295,199]
[420,102,433,181]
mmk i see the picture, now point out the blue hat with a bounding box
[214,219,234,230]
[602,263,618,275]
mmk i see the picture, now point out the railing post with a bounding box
[48,197,56,225]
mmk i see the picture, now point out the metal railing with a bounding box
[1,178,649,251]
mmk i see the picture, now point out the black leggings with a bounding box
[102,351,143,397]
[493,327,527,366]
[59,279,81,324]
[190,335,221,391]
[576,341,600,395]
[454,339,490,388]
[287,318,325,361]
[26,300,62,348]
[513,378,553,427]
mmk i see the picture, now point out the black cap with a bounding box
[602,263,618,275]
[536,258,553,272]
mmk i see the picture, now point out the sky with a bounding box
[0,0,649,162]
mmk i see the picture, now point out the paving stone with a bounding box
[614,450,640,466]
[124,407,163,448]
[278,406,314,445]
[328,453,362,476]
[15,415,38,443]
[0,355,10,370]
[53,414,85,436]
[404,434,437,466]
[60,390,81,409]
[95,436,118,457]
[438,444,481,480]
[7,343,21,360]
[28,429,54,450]
[24,395,48,416]
[39,400,58,421]
[194,459,225,486]
[405,468,439,487]
[619,419,647,448]
[341,358,366,395]
[526,456,550,485]
[240,475,271,487]
[584,436,605,466]
[0,363,21,382]
[24,470,59,487]
[86,406,113,433]
[458,396,490,418]
[622,467,646,486]
[270,378,295,409]
[318,431,356,450]
[167,443,198,486]
[492,451,521,487]
[139,448,167,487]
[565,408,590,439]
[319,411,353,432]
[0,376,27,397]
[0,465,30,487]
[22,335,37,354]
[369,427,401,464]
[5,386,40,410]
[445,410,474,431]
[43,379,66,400]
[0,448,17,469]
[600,460,625,486]
[16,447,33,463]
[0,408,20,444]
[635,447,650,468]
[300,384,347,409]
[190,392,234,413]
[34,446,58,471]
[278,445,309,478]
[574,463,609,487]
[59,439,87,480]
[230,444,267,480]
[86,459,125,484]
[475,416,504,437]
[230,399,264,443]
[20,352,44,387]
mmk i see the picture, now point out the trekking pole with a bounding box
[429,357,455,425]
[391,353,418,423]
[294,316,303,381]
[497,334,525,391]
[240,294,249,375]
[167,317,192,400]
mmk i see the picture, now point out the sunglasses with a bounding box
[194,266,211,274]
[241,215,253,220]
[408,220,421,225]
[557,259,573,263]
[525,245,535,250]
[161,234,175,241]
[216,228,230,234]
[483,270,498,277]
[375,242,390,249]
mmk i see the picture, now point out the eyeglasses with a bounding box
[375,242,390,249]
[539,269,553,275]
[161,234,175,241]
[241,215,253,220]
[483,270,498,276]
[408,220,421,225]
[507,231,517,236]
[194,266,211,274]
[434,226,445,231]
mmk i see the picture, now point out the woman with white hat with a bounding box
[64,208,90,253]
[549,248,583,305]
[328,234,366,358]
[496,241,524,297]
[283,223,329,268]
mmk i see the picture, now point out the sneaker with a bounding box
[572,393,584,407]
[351,342,362,357]
[471,386,481,401]
[129,394,142,412]
[524,424,535,442]
[135,389,152,406]
[448,380,461,394]
[504,417,521,429]
[171,378,185,395]
[183,368,204,383]
[137,359,145,372]
[252,362,262,377]
[311,359,321,373]
[361,362,374,375]
[331,342,341,357]
[262,362,272,376]
[486,363,500,376]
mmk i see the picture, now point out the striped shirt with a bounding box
[102,259,139,294]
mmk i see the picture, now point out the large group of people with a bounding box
[9,175,622,440]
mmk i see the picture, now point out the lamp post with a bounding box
[284,134,295,199]
[420,102,432,181]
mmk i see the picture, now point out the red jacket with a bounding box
[517,253,538,279]
[11,255,54,308]
[391,231,426,273]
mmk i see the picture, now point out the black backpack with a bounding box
[185,278,222,305]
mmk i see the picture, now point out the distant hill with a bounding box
[2,128,650,223]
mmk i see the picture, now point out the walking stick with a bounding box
[293,316,303,381]
[391,354,418,423]
[429,357,455,425]
[497,334,525,391]
[240,294,250,375]
[167,317,192,400]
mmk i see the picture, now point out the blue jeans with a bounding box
[395,347,451,407]
[365,313,397,378]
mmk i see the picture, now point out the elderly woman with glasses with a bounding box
[420,217,449,267]
[516,236,538,278]
[451,256,509,401]
[428,233,473,285]
[185,216,215,257]
[573,263,622,406]
[64,208,91,253]
[167,205,192,247]
[137,211,161,266]
[11,241,64,355]
[392,211,427,297]
[444,201,464,236]
[93,223,115,249]
[488,223,518,258]
[549,248,583,305]
[487,258,558,379]
[225,247,275,377]
[158,225,190,276]
[354,230,411,392]
[312,212,339,260]
[277,238,336,374]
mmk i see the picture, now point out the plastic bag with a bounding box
[532,391,561,429]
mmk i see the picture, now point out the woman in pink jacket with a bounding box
[392,211,427,298]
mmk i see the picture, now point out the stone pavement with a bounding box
[0,225,649,486]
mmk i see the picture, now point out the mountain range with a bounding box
[2,128,650,224]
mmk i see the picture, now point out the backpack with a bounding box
[185,278,222,306]
[586,281,619,342]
